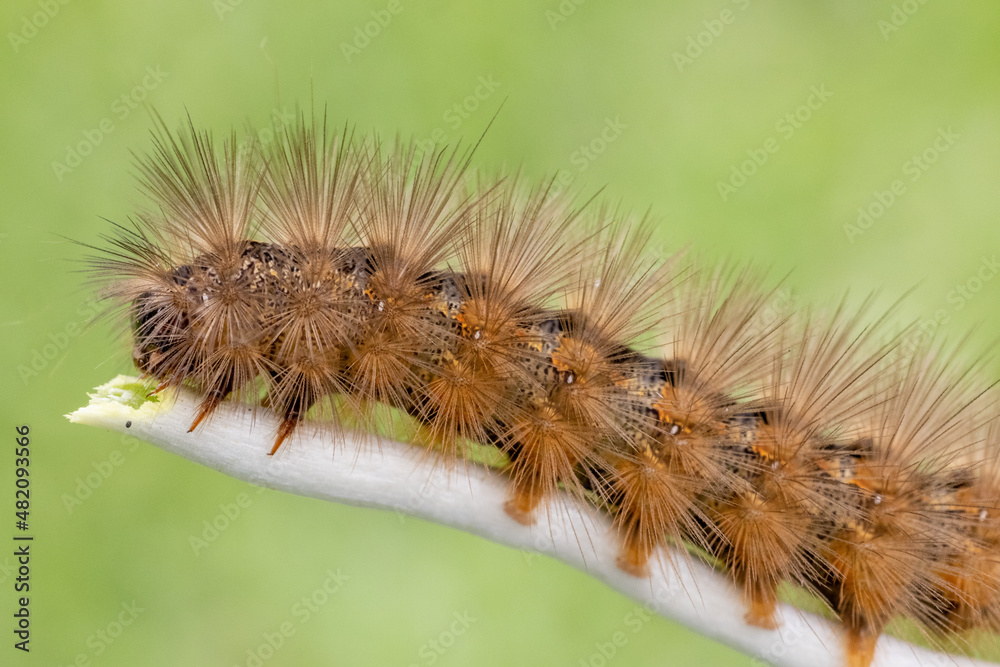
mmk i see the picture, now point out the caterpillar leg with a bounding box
[501,447,563,526]
[262,393,307,456]
[611,484,665,578]
[616,531,654,578]
[742,578,780,630]
[188,391,224,432]
[844,624,878,667]
[716,534,784,630]
[263,365,332,455]
[270,415,299,455]
[710,486,809,630]
[270,389,351,455]
[503,478,543,526]
[501,406,589,526]
[608,449,701,579]
[150,377,179,397]
[186,362,246,432]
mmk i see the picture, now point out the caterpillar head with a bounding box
[130,264,198,379]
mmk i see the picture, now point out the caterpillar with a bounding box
[85,112,1000,667]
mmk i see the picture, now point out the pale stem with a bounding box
[67,375,994,667]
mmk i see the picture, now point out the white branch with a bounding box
[68,375,993,667]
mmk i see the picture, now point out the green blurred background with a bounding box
[2,1,1000,665]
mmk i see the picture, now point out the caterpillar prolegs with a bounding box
[88,114,1000,667]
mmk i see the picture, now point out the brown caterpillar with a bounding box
[86,113,1000,667]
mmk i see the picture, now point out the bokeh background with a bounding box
[3,1,1000,665]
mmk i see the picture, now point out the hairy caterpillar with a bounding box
[85,112,1000,667]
